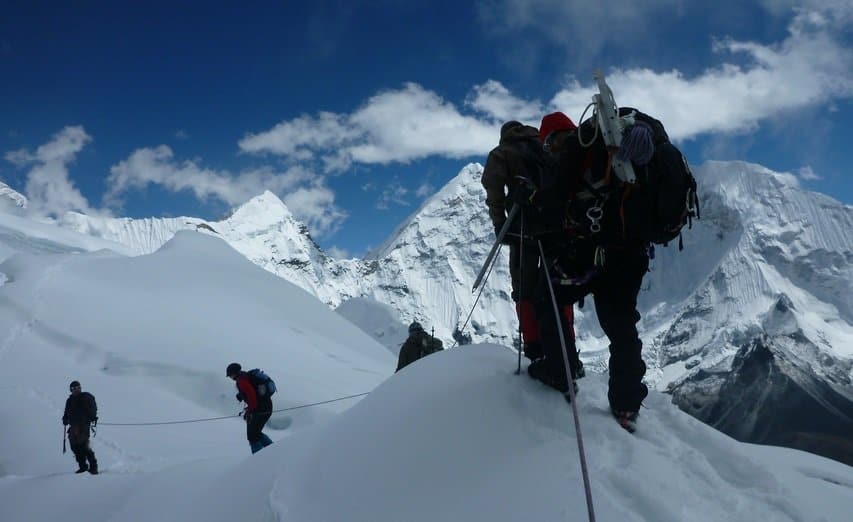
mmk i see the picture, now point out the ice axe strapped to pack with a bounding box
[573,71,699,248]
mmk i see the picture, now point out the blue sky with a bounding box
[2,1,851,257]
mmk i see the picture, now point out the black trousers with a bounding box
[247,399,273,443]
[68,423,96,468]
[592,247,649,412]
[508,241,539,302]
[535,240,649,411]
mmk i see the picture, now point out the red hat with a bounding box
[539,112,577,142]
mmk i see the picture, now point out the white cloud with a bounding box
[415,182,434,198]
[465,80,543,123]
[282,183,348,237]
[4,126,98,218]
[326,245,351,259]
[477,0,683,58]
[376,181,409,210]
[240,5,851,168]
[239,112,358,160]
[797,165,821,180]
[550,10,853,141]
[107,146,346,237]
[175,129,189,140]
[240,83,504,170]
[761,0,853,27]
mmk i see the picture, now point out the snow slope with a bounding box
[0,204,851,521]
[2,345,852,521]
[335,297,410,356]
[0,226,393,479]
[38,158,853,462]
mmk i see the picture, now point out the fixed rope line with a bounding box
[98,392,370,426]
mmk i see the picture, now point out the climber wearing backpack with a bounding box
[481,120,549,361]
[227,362,274,453]
[62,380,98,474]
[511,112,587,400]
[396,321,444,372]
[535,102,697,432]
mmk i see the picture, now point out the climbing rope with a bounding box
[98,392,370,426]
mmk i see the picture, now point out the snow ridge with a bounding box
[53,161,853,395]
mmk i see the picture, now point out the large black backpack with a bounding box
[572,108,699,247]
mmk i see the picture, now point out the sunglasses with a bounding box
[70,385,81,391]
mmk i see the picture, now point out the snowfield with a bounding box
[0,205,851,521]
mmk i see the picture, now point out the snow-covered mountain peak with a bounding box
[369,162,484,259]
[0,181,27,213]
[227,189,295,227]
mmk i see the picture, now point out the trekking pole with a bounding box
[538,239,596,522]
[472,204,519,292]
[62,426,66,454]
[452,243,502,348]
[516,210,525,374]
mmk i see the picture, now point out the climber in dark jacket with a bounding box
[62,380,98,474]
[396,322,443,372]
[481,121,546,361]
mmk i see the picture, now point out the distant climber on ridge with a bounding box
[227,362,276,453]
[396,322,443,372]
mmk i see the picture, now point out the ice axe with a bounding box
[591,70,636,184]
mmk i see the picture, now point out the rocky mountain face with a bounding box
[41,159,853,465]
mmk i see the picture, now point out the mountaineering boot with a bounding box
[75,454,88,473]
[260,433,273,448]
[250,440,264,454]
[523,341,543,361]
[527,358,578,400]
[87,454,99,475]
[612,409,639,433]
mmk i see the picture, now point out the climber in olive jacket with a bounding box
[396,322,443,372]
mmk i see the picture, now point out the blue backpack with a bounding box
[248,369,277,398]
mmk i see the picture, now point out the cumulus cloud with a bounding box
[239,83,506,171]
[282,183,348,237]
[550,9,853,141]
[107,145,346,237]
[239,5,851,168]
[465,80,544,123]
[3,126,99,218]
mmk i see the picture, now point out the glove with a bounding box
[243,411,253,422]
[510,180,537,206]
[235,392,245,402]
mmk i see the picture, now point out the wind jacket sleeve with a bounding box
[237,376,259,412]
[396,341,414,372]
[482,148,510,228]
[62,397,71,425]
